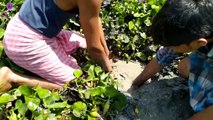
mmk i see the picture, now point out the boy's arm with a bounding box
[132,57,164,86]
[78,0,112,72]
[133,47,180,87]
[188,105,213,120]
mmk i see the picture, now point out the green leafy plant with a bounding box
[101,0,165,62]
[0,63,127,120]
[0,0,24,40]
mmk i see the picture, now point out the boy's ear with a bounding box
[197,38,208,47]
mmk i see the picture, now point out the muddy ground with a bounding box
[112,60,194,120]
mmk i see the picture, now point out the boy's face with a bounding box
[167,38,208,53]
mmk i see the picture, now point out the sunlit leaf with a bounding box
[15,99,28,116]
[72,101,87,118]
[27,101,38,111]
[0,41,4,57]
[87,65,95,78]
[18,86,32,96]
[85,87,105,99]
[128,21,134,30]
[46,101,68,109]
[73,69,83,78]
[0,28,5,39]
[94,66,102,76]
[73,109,81,118]
[9,110,17,120]
[103,98,110,115]
[72,101,87,111]
[100,72,108,81]
[25,96,41,108]
[43,92,60,106]
[0,93,15,104]
[35,86,51,99]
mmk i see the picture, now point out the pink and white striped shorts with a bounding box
[3,13,87,85]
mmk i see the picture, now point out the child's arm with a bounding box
[188,105,213,120]
[133,47,180,87]
[78,0,112,72]
[132,58,164,87]
[99,18,110,57]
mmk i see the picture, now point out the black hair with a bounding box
[198,0,213,28]
[151,0,213,46]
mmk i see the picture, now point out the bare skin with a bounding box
[54,0,112,71]
[188,105,213,120]
[0,0,112,91]
[178,57,190,78]
[0,67,62,91]
[77,0,112,71]
[132,57,164,86]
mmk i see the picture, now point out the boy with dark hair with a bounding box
[133,0,213,119]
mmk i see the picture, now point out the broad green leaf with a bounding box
[0,28,5,39]
[25,96,41,107]
[14,89,22,97]
[72,109,81,118]
[124,53,129,59]
[104,86,119,98]
[144,18,151,26]
[72,101,87,111]
[0,93,15,104]
[89,109,101,119]
[88,115,97,120]
[43,91,60,105]
[72,102,87,118]
[46,101,68,109]
[46,114,57,120]
[0,41,4,57]
[151,4,160,12]
[140,32,147,39]
[100,72,108,81]
[135,52,146,61]
[34,114,45,120]
[111,93,128,111]
[128,21,134,30]
[9,110,17,120]
[73,69,83,78]
[85,87,105,99]
[133,13,141,17]
[35,86,51,99]
[18,86,32,96]
[15,100,28,116]
[103,98,110,115]
[94,66,102,76]
[87,65,95,78]
[27,101,38,111]
[132,35,139,42]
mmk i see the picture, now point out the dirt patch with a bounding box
[112,60,194,120]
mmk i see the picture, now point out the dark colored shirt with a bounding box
[19,0,78,38]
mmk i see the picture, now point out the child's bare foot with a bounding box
[0,67,13,91]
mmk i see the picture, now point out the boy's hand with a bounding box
[132,58,164,88]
